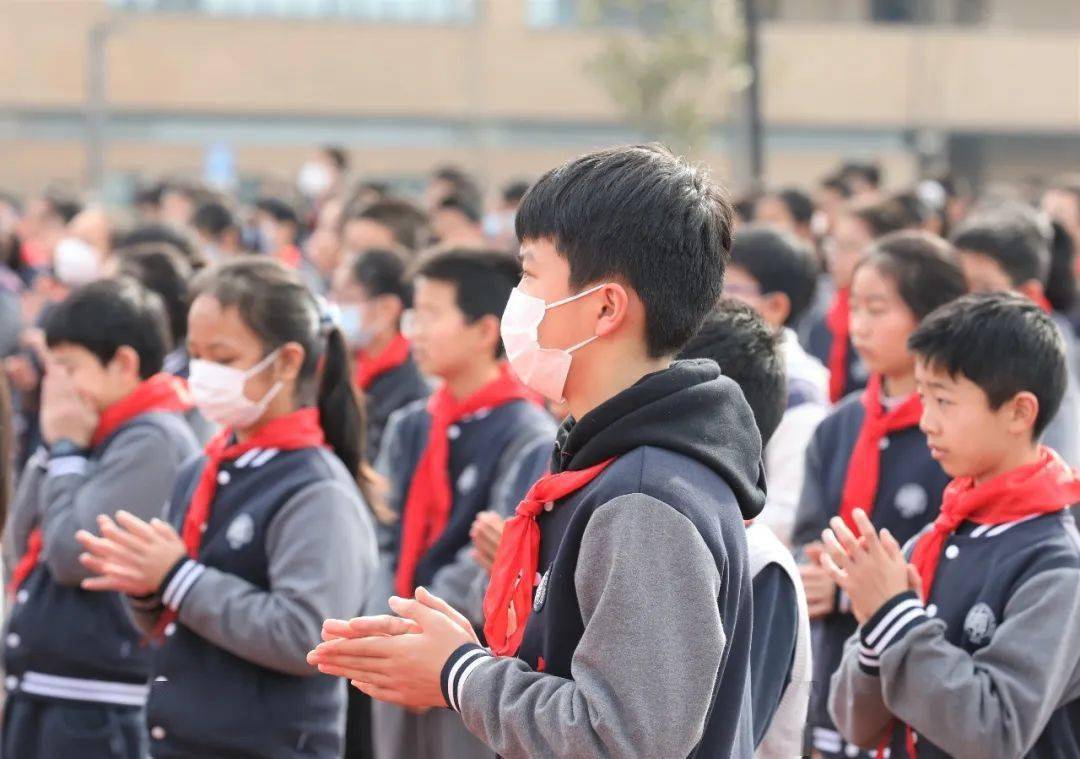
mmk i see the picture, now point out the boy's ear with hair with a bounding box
[109,345,142,381]
[1004,390,1041,438]
[474,314,504,358]
[760,291,792,327]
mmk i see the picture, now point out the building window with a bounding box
[526,0,710,30]
[111,0,476,23]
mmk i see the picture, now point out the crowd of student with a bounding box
[0,143,1078,759]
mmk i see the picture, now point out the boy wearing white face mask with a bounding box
[330,247,431,459]
[76,259,382,758]
[363,248,555,759]
[309,145,766,758]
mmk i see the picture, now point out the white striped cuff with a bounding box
[858,591,928,675]
[440,644,493,713]
[161,559,206,611]
[47,455,87,478]
[19,671,149,706]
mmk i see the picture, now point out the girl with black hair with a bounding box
[78,258,382,758]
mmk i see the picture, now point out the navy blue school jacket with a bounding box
[793,390,950,757]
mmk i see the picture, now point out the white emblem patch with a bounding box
[533,569,550,613]
[894,484,929,519]
[226,514,255,550]
[963,602,997,646]
[457,464,478,494]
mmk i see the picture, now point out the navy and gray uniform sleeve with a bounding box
[829,570,1080,758]
[164,480,378,677]
[443,494,726,759]
[40,425,190,586]
[3,450,47,577]
[791,427,831,553]
[749,563,799,748]
[429,431,554,626]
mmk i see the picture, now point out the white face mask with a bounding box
[500,284,605,403]
[188,349,283,430]
[337,303,372,349]
[54,237,101,287]
[297,161,332,199]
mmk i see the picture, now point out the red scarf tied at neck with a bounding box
[394,364,534,598]
[838,374,923,536]
[827,288,851,403]
[9,373,193,594]
[354,333,410,392]
[153,407,327,637]
[483,458,615,657]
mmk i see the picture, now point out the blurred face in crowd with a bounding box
[1042,189,1080,236]
[256,211,296,255]
[957,250,1017,294]
[848,262,918,382]
[330,264,402,351]
[18,197,67,257]
[407,277,498,380]
[431,207,484,247]
[754,195,796,234]
[49,342,141,412]
[724,264,789,330]
[915,358,1036,481]
[825,212,874,290]
[68,208,111,258]
[297,150,342,201]
[343,218,397,254]
[161,190,196,227]
[307,198,344,276]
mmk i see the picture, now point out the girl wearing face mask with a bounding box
[76,258,385,758]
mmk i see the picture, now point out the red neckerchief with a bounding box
[483,458,615,656]
[152,408,327,638]
[8,374,193,594]
[354,333,411,391]
[827,288,851,403]
[881,447,1080,758]
[838,375,922,535]
[394,364,534,597]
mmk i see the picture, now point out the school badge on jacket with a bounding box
[226,514,255,550]
[963,602,997,647]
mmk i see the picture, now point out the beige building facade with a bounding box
[1,0,1079,198]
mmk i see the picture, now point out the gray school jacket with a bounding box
[829,511,1080,759]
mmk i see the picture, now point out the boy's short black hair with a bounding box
[192,201,236,238]
[502,180,532,206]
[118,222,205,270]
[850,196,917,238]
[841,160,882,189]
[321,145,349,172]
[775,188,815,226]
[1046,220,1077,313]
[516,143,733,358]
[350,248,413,308]
[821,173,852,198]
[678,298,785,445]
[909,292,1067,438]
[730,224,819,326]
[341,197,430,252]
[950,207,1051,287]
[856,230,967,320]
[413,248,521,358]
[116,245,193,346]
[437,191,483,224]
[43,188,83,225]
[256,197,301,228]
[44,277,170,379]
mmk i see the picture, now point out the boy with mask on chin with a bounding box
[309,144,767,758]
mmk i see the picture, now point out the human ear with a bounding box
[277,342,307,383]
[594,283,630,339]
[110,345,142,382]
[1004,391,1040,437]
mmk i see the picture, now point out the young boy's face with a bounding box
[915,358,1020,479]
[957,250,1016,294]
[849,264,918,380]
[49,343,131,413]
[518,238,600,355]
[409,277,497,380]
